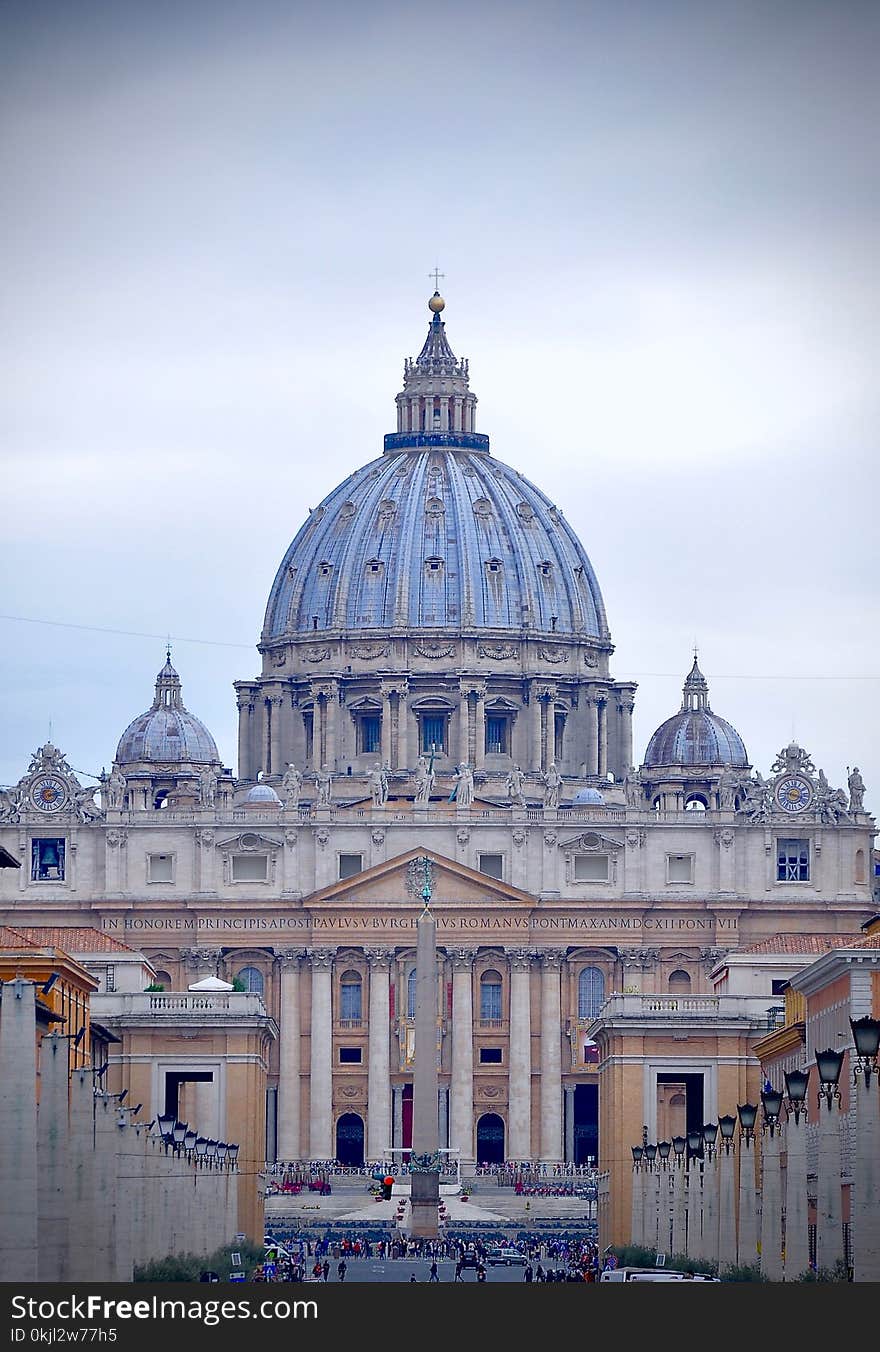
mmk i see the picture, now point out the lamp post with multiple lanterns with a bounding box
[814,1045,845,1274]
[717,1114,737,1268]
[759,1085,784,1281]
[781,1067,810,1280]
[735,1102,758,1268]
[849,1015,880,1281]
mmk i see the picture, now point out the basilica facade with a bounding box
[0,293,874,1205]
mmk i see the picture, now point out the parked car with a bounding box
[600,1267,719,1282]
[487,1247,527,1266]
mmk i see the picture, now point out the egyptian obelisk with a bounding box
[409,858,440,1238]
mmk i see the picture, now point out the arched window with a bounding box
[236,966,264,995]
[578,967,605,1019]
[407,967,417,1019]
[684,795,708,811]
[480,970,503,1021]
[340,970,362,1022]
[669,969,692,993]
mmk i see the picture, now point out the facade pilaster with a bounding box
[276,950,305,1162]
[308,949,334,1160]
[366,950,393,1161]
[538,949,563,1162]
[449,950,475,1171]
[505,949,534,1160]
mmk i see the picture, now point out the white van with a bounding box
[600,1266,689,1282]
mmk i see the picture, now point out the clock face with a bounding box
[30,775,68,813]
[775,776,813,814]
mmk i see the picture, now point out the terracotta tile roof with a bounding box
[0,925,39,949]
[731,934,858,956]
[844,933,880,950]
[11,926,138,954]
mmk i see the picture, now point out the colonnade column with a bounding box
[617,693,634,776]
[276,950,305,1162]
[392,1084,404,1152]
[0,978,38,1280]
[529,686,543,772]
[366,950,393,1162]
[449,951,475,1172]
[269,692,284,777]
[308,949,334,1160]
[539,950,563,1163]
[506,949,533,1160]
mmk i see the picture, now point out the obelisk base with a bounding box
[409,1171,440,1239]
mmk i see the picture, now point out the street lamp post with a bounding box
[782,1068,810,1281]
[717,1115,737,1270]
[814,1047,845,1274]
[850,1016,880,1282]
[671,1136,687,1257]
[685,1129,703,1259]
[736,1103,758,1268]
[630,1146,643,1246]
[759,1086,784,1281]
[701,1124,719,1267]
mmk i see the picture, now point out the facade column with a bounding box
[597,699,608,778]
[67,1068,97,1280]
[529,687,543,772]
[458,690,471,767]
[717,1136,738,1270]
[269,692,284,777]
[564,1085,575,1164]
[308,949,334,1160]
[396,684,410,770]
[506,949,533,1160]
[671,1152,687,1255]
[474,689,486,771]
[736,1133,758,1267]
[538,950,563,1163]
[366,950,393,1162]
[236,689,255,780]
[0,978,38,1281]
[92,1095,118,1281]
[852,1071,880,1282]
[617,694,634,777]
[325,686,338,770]
[449,950,475,1173]
[586,699,599,776]
[276,950,305,1162]
[392,1084,404,1152]
[783,1103,810,1281]
[380,689,393,768]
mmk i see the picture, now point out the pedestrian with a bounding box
[429,1260,439,1282]
[322,1259,330,1282]
[535,1263,545,1282]
[454,1260,463,1282]
[410,1273,417,1283]
[337,1259,347,1282]
[524,1264,533,1283]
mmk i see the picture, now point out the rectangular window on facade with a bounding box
[573,853,608,882]
[666,854,694,884]
[231,853,268,882]
[479,853,504,880]
[479,1047,503,1064]
[338,853,363,880]
[339,1047,362,1064]
[777,838,810,882]
[358,715,381,755]
[420,715,446,753]
[485,715,509,755]
[31,838,65,881]
[771,979,788,996]
[303,711,314,763]
[148,852,174,883]
[104,965,116,993]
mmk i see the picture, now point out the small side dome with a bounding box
[643,658,748,769]
[115,651,220,767]
[244,783,282,805]
[573,786,606,805]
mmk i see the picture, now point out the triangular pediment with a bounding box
[559,831,624,852]
[305,848,536,908]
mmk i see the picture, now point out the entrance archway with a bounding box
[335,1113,365,1166]
[476,1113,505,1165]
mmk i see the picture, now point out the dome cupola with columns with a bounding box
[236,292,637,799]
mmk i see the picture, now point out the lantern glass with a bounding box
[195,1137,208,1156]
[784,1069,809,1105]
[644,1143,657,1162]
[815,1048,844,1087]
[184,1131,197,1150]
[672,1135,686,1155]
[658,1140,671,1158]
[761,1089,784,1120]
[172,1120,187,1143]
[157,1113,175,1138]
[631,1146,643,1163]
[737,1102,758,1132]
[718,1114,736,1139]
[850,1016,880,1062]
[702,1122,718,1145]
[686,1130,702,1154]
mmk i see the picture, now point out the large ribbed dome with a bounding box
[263,296,608,642]
[115,655,220,766]
[643,659,748,769]
[263,449,608,639]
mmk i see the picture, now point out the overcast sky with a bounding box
[2,0,878,816]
